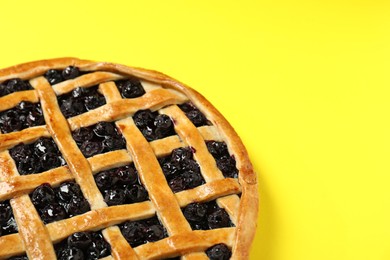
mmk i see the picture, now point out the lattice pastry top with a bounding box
[0,58,258,260]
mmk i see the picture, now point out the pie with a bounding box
[0,58,258,260]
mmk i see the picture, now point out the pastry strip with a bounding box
[116,118,192,236]
[0,151,56,259]
[103,227,139,260]
[134,228,235,259]
[0,126,50,151]
[52,71,124,95]
[68,88,188,130]
[0,90,38,112]
[32,76,107,210]
[160,105,240,224]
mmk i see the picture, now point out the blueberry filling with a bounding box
[178,102,209,127]
[182,201,233,230]
[0,101,45,134]
[58,86,106,118]
[133,110,175,141]
[55,231,110,260]
[44,66,81,85]
[206,141,238,179]
[94,164,149,206]
[72,122,126,157]
[206,244,232,260]
[158,147,205,193]
[115,78,146,99]
[30,182,90,224]
[0,78,33,97]
[9,137,66,175]
[119,216,167,248]
[0,200,18,237]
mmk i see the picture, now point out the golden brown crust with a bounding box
[116,117,192,236]
[0,57,258,259]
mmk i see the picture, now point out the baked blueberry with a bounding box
[65,196,90,217]
[0,102,44,133]
[84,94,106,111]
[31,183,56,208]
[115,78,145,99]
[206,141,238,179]
[94,171,113,192]
[0,201,12,225]
[183,203,207,223]
[206,244,232,260]
[206,141,229,158]
[80,141,104,157]
[125,184,148,203]
[44,69,63,85]
[207,208,231,230]
[158,147,205,193]
[94,164,149,205]
[120,222,146,247]
[182,201,233,230]
[57,182,83,201]
[133,110,175,141]
[104,189,126,206]
[216,156,238,179]
[0,200,18,236]
[44,66,82,85]
[133,110,154,129]
[62,66,80,80]
[93,122,115,137]
[58,86,106,118]
[171,147,193,164]
[89,232,110,258]
[40,203,67,224]
[0,78,33,97]
[73,122,126,158]
[10,137,66,175]
[57,247,84,260]
[72,127,94,143]
[30,182,90,224]
[178,102,209,127]
[120,216,167,248]
[67,232,92,250]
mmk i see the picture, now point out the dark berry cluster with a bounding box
[58,86,106,118]
[119,216,167,248]
[30,182,90,224]
[44,66,81,85]
[0,101,45,134]
[206,244,232,260]
[0,200,18,237]
[94,164,149,206]
[206,141,238,178]
[133,110,175,141]
[115,78,146,99]
[72,122,126,158]
[55,231,110,260]
[0,78,33,97]
[178,102,209,127]
[182,201,233,230]
[158,147,205,193]
[10,137,66,175]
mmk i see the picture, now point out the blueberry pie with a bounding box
[0,58,258,259]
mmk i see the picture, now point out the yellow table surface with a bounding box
[1,1,390,259]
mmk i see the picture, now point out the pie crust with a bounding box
[0,58,258,260]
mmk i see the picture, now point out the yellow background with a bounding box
[1,0,390,259]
